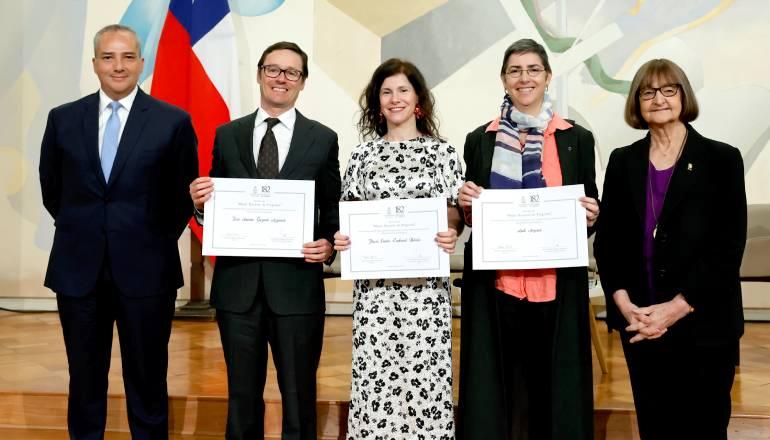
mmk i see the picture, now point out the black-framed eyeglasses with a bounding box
[639,84,680,101]
[505,67,546,78]
[260,64,303,81]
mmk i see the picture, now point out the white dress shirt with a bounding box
[97,86,138,157]
[253,107,296,171]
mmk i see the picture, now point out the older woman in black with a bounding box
[594,59,746,439]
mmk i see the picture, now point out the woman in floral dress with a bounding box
[334,58,464,439]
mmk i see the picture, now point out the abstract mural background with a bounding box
[2,0,768,301]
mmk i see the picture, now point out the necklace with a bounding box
[648,130,687,238]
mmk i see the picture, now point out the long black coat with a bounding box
[457,119,598,440]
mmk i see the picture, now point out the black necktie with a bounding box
[257,117,280,178]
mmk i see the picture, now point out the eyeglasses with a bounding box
[639,84,680,101]
[504,67,546,78]
[260,64,303,81]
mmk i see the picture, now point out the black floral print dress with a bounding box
[343,137,464,440]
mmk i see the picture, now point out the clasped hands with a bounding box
[613,290,692,343]
[188,176,333,263]
[458,181,600,227]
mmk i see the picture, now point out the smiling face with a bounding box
[258,49,306,116]
[92,30,144,101]
[379,73,418,129]
[639,76,682,128]
[501,51,551,116]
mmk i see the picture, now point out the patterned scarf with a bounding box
[490,93,554,189]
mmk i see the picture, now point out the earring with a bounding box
[414,105,424,119]
[378,112,385,123]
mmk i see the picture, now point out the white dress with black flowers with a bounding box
[343,137,464,440]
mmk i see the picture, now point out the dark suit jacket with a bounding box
[594,124,746,346]
[458,119,597,440]
[208,110,341,315]
[39,89,198,297]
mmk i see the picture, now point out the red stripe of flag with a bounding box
[151,9,232,243]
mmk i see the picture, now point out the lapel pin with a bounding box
[687,163,693,171]
[567,146,573,152]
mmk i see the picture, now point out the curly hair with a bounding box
[358,59,441,140]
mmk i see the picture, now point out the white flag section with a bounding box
[192,11,240,119]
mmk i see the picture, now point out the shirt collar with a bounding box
[485,112,573,134]
[256,107,296,131]
[99,86,139,113]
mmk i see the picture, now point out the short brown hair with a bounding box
[358,58,441,140]
[257,41,309,79]
[500,38,552,76]
[624,59,699,129]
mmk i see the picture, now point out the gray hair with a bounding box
[93,24,142,57]
[500,38,551,75]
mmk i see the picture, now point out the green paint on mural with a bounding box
[521,0,631,95]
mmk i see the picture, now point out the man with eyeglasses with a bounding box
[189,41,341,440]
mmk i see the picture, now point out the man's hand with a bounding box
[302,238,333,263]
[190,177,214,211]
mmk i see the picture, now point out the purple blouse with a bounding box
[644,161,675,303]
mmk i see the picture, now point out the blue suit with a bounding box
[39,88,198,439]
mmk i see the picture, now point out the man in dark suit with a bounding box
[39,24,198,440]
[189,41,340,439]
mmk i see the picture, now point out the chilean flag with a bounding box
[151,0,240,241]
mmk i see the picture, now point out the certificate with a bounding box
[472,184,588,270]
[202,178,314,258]
[339,197,449,280]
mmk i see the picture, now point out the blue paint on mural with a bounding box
[229,0,284,16]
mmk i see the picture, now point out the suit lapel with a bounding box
[236,111,258,178]
[82,93,104,186]
[478,129,495,187]
[658,126,698,224]
[106,89,150,188]
[279,110,314,178]
[627,138,649,222]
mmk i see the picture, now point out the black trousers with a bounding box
[621,328,737,440]
[217,282,324,440]
[496,290,558,440]
[57,276,176,440]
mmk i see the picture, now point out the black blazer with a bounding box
[39,89,199,297]
[208,110,341,314]
[594,124,746,345]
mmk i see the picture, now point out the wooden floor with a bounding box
[1,310,769,438]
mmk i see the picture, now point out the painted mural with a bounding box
[2,0,768,299]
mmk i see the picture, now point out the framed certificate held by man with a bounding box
[339,197,450,280]
[202,178,314,258]
[472,184,588,270]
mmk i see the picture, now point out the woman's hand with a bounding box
[630,294,691,342]
[580,196,599,227]
[436,228,459,254]
[459,181,483,210]
[189,176,214,210]
[333,230,350,252]
[614,289,667,343]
